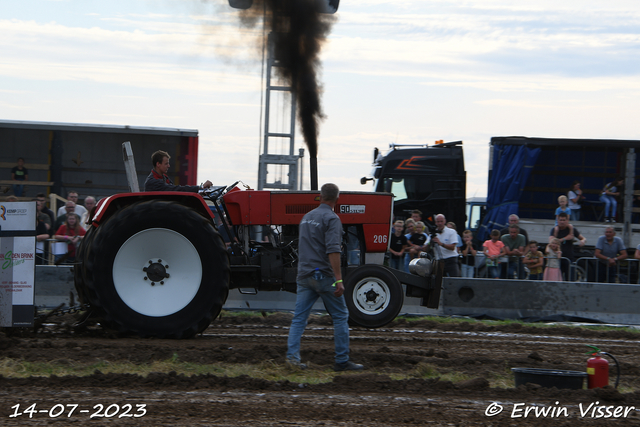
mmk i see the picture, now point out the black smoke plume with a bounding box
[237,0,337,189]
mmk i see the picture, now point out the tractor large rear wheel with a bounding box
[78,200,229,338]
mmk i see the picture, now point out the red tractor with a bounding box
[74,184,443,338]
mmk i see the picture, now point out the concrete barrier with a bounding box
[443,277,640,324]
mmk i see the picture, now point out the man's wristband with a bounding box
[332,280,343,287]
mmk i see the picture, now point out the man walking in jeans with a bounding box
[286,183,364,372]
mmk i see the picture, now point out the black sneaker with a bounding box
[334,360,364,372]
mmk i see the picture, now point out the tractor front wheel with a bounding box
[344,265,404,328]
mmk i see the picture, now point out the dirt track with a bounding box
[2,313,640,426]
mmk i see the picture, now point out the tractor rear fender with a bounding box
[91,192,214,227]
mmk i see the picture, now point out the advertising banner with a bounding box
[0,202,36,327]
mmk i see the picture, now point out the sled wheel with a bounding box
[80,200,229,338]
[345,265,404,328]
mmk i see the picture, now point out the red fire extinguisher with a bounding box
[586,345,620,389]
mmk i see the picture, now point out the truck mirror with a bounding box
[228,0,339,13]
[228,0,252,9]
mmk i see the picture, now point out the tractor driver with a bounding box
[144,150,213,192]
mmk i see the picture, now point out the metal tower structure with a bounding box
[257,33,304,191]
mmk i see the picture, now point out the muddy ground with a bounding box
[2,313,640,426]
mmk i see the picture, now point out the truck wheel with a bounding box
[80,200,229,338]
[345,265,404,328]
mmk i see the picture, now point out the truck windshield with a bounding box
[382,177,432,203]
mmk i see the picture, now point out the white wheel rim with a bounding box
[352,276,391,315]
[113,228,202,317]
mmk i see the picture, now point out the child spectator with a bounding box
[555,195,571,225]
[408,221,430,261]
[483,230,505,279]
[543,238,563,281]
[460,230,477,278]
[54,213,86,263]
[523,240,544,280]
[388,220,408,270]
[403,218,416,273]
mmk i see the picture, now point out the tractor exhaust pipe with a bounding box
[310,155,318,191]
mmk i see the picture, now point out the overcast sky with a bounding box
[2,0,640,196]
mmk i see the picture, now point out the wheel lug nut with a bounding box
[160,281,164,285]
[151,282,155,286]
[144,277,148,280]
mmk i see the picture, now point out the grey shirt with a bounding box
[297,203,343,280]
[596,236,625,262]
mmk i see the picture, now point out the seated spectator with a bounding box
[568,181,585,221]
[388,220,408,270]
[600,177,623,223]
[54,213,86,263]
[460,230,477,278]
[555,195,571,225]
[523,241,544,280]
[543,238,563,281]
[594,227,627,283]
[483,230,505,279]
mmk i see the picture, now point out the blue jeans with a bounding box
[600,194,617,218]
[12,184,24,197]
[389,256,402,270]
[287,274,350,364]
[403,253,411,273]
[461,264,474,278]
[572,208,580,221]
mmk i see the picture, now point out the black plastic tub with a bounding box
[512,368,587,389]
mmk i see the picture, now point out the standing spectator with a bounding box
[408,221,430,261]
[54,201,76,231]
[543,238,563,281]
[500,225,526,279]
[403,218,416,273]
[460,230,477,278]
[483,230,505,279]
[35,197,52,236]
[286,183,363,372]
[57,191,87,219]
[36,193,55,226]
[410,209,422,223]
[549,212,586,280]
[11,157,28,197]
[430,214,461,277]
[594,227,628,283]
[35,214,50,265]
[555,195,571,225]
[446,221,463,249]
[54,213,86,263]
[388,220,408,270]
[523,241,544,280]
[600,177,623,223]
[568,181,585,221]
[499,214,529,245]
[81,196,97,225]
